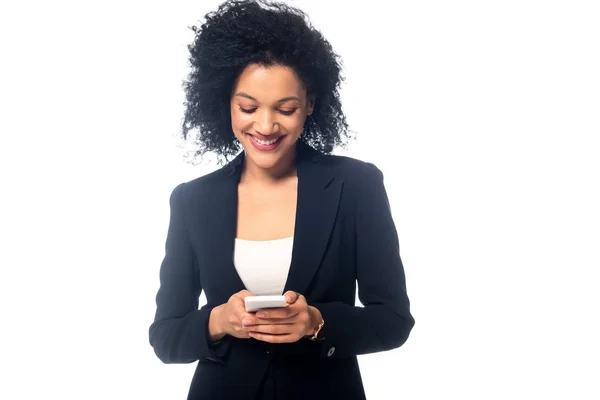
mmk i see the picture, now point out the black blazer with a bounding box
[149,142,415,399]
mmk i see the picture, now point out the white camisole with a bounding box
[233,237,294,295]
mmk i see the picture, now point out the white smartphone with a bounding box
[244,295,287,312]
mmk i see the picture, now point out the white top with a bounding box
[233,237,294,295]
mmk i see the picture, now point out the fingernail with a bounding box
[248,333,255,338]
[242,318,251,326]
[256,312,265,318]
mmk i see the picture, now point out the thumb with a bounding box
[284,291,299,305]
[236,290,254,300]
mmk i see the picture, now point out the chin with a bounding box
[245,149,286,170]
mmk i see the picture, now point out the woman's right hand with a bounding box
[208,290,255,341]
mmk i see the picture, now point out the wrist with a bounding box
[208,305,226,341]
[305,306,324,337]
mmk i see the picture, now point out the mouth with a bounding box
[245,132,285,151]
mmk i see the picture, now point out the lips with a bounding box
[248,134,282,145]
[245,132,285,151]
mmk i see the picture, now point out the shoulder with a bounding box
[317,153,385,186]
[316,153,393,214]
[168,164,232,206]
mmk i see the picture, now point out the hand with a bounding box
[208,290,256,341]
[243,291,322,344]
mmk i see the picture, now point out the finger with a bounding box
[257,296,306,319]
[234,290,255,300]
[252,315,299,325]
[243,312,304,327]
[255,306,298,319]
[228,314,245,330]
[241,311,297,327]
[283,291,299,304]
[241,314,257,328]
[237,307,255,328]
[231,295,255,322]
[248,323,296,335]
[226,314,252,338]
[248,332,301,344]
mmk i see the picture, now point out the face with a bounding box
[230,63,314,172]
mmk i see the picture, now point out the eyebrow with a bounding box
[234,93,301,104]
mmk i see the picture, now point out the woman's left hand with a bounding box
[242,291,322,343]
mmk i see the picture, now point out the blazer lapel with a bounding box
[283,143,343,296]
[200,151,247,299]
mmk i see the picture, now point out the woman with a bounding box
[149,1,415,399]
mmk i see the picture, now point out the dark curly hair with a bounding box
[181,0,351,164]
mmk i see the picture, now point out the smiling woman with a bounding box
[149,1,415,399]
[179,0,349,165]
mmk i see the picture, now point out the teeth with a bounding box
[253,136,279,145]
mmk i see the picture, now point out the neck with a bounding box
[241,148,297,184]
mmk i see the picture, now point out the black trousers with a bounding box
[254,363,275,400]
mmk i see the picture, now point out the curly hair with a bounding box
[181,0,351,164]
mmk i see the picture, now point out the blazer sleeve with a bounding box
[149,183,230,364]
[311,164,415,359]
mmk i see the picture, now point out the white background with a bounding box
[1,0,599,399]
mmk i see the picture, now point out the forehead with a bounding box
[232,64,306,101]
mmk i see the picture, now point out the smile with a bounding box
[252,136,280,145]
[246,133,285,151]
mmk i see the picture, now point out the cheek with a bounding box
[281,115,307,133]
[230,109,253,131]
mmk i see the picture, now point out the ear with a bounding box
[307,96,315,116]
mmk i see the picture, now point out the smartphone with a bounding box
[244,295,287,312]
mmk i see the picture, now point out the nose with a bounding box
[254,110,277,136]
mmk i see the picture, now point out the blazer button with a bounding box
[327,347,335,357]
[266,349,276,361]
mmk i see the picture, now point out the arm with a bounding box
[149,183,229,364]
[311,164,415,358]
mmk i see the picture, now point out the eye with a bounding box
[279,108,298,116]
[238,107,298,115]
